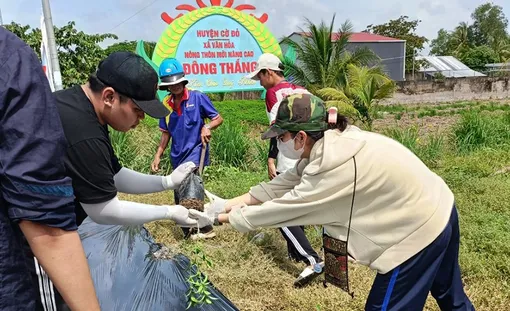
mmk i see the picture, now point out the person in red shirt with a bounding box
[245,53,323,287]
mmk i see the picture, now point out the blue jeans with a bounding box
[365,205,475,311]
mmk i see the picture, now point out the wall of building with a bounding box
[346,42,405,81]
[279,34,406,82]
[381,76,510,104]
[217,77,510,103]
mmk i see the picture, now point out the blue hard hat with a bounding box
[158,58,188,89]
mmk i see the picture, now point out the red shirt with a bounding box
[265,81,310,125]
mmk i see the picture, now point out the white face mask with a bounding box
[277,136,304,160]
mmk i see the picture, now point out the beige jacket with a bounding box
[228,126,454,274]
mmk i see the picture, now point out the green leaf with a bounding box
[315,87,349,101]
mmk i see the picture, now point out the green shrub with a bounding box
[109,129,136,167]
[383,126,445,168]
[452,111,510,152]
[384,125,419,154]
[210,120,251,169]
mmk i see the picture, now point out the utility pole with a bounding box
[0,8,4,26]
[41,0,63,90]
[412,48,416,81]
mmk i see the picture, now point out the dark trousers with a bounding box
[279,226,322,266]
[365,206,475,311]
[174,192,213,237]
[274,171,321,266]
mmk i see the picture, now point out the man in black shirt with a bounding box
[0,26,99,311]
[33,51,199,310]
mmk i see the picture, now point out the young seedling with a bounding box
[185,243,218,310]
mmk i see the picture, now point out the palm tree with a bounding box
[451,22,471,56]
[281,14,379,92]
[493,38,510,62]
[316,65,396,130]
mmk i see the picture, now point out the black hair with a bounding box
[259,68,285,78]
[88,74,129,103]
[289,113,349,141]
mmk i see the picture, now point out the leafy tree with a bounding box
[4,22,42,56]
[430,29,454,56]
[105,40,156,58]
[470,3,508,49]
[5,21,117,88]
[281,14,379,92]
[365,16,428,74]
[460,46,499,72]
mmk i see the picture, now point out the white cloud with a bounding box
[2,0,509,55]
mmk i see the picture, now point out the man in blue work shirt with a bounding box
[152,58,224,240]
[0,27,99,310]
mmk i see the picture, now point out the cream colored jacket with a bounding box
[228,126,454,274]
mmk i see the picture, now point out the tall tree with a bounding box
[430,29,453,56]
[281,14,379,92]
[470,3,508,49]
[365,16,428,74]
[451,22,473,55]
[105,40,156,58]
[5,21,117,88]
[430,3,510,63]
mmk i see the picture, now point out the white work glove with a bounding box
[166,205,198,227]
[162,161,196,190]
[188,209,214,227]
[204,190,228,218]
[189,204,244,227]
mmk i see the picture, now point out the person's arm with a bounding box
[198,92,223,143]
[266,90,279,179]
[267,138,278,179]
[19,222,99,310]
[152,119,171,172]
[196,161,307,226]
[114,161,196,194]
[155,131,171,158]
[67,139,196,226]
[0,41,99,310]
[80,196,196,226]
[226,159,356,232]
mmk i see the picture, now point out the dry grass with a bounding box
[118,189,509,311]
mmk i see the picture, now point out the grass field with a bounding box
[113,99,510,311]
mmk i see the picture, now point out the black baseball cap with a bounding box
[95,51,169,118]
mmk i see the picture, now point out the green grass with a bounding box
[452,110,510,152]
[113,98,510,310]
[378,101,510,119]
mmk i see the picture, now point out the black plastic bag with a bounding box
[177,168,205,212]
[78,218,239,311]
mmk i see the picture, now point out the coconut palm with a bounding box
[316,65,396,130]
[281,14,380,92]
[451,22,471,56]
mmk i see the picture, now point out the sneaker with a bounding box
[293,262,325,288]
[190,230,216,241]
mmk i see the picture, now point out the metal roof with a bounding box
[289,32,405,43]
[485,62,510,68]
[416,56,486,78]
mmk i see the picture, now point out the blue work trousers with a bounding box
[366,206,475,311]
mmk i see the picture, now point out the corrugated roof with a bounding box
[416,56,486,77]
[293,32,405,43]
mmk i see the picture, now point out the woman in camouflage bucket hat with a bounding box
[189,93,474,311]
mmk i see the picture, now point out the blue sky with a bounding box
[1,0,509,55]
